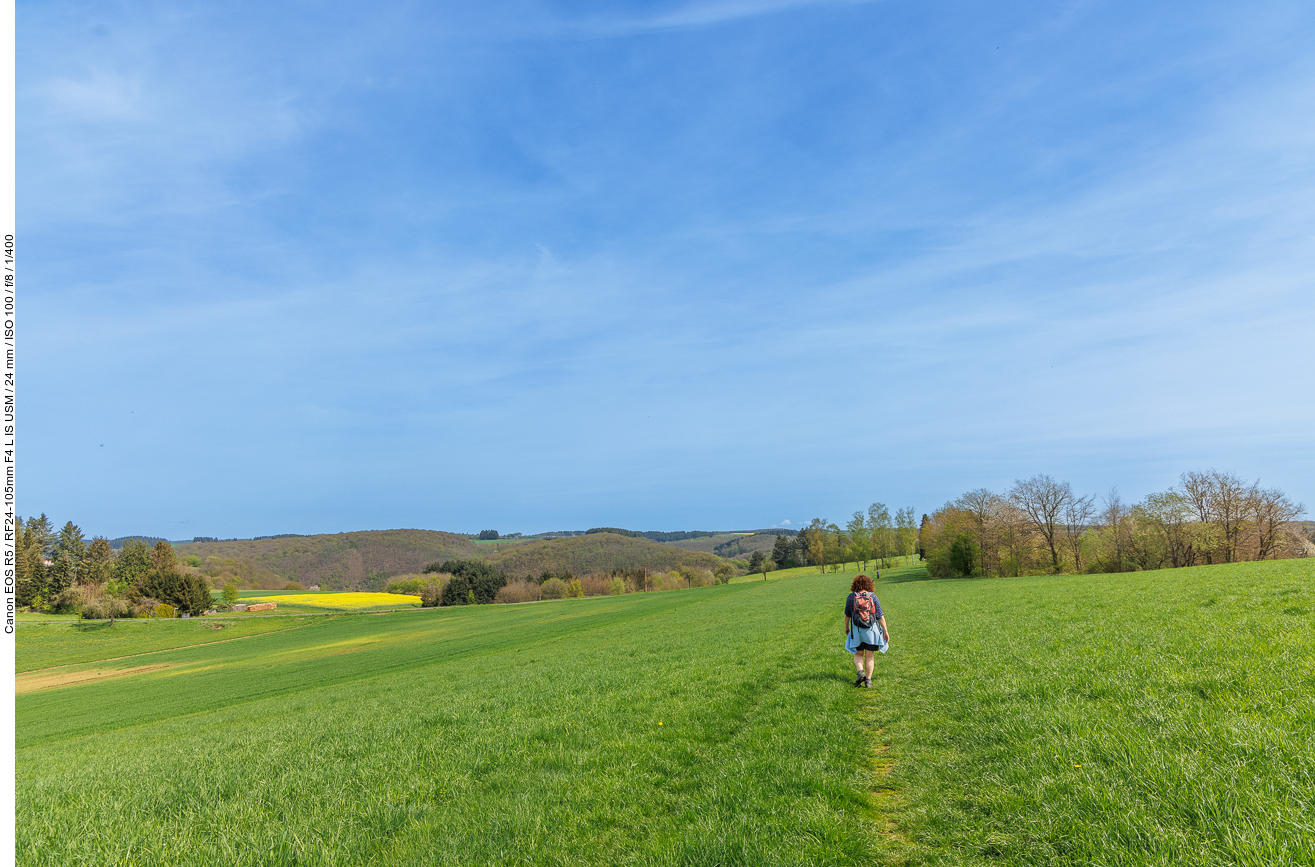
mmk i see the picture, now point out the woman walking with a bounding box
[844,574,888,688]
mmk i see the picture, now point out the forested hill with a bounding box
[175,529,478,588]
[486,532,727,577]
[661,533,781,559]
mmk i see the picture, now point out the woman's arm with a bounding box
[843,615,851,634]
[878,615,888,642]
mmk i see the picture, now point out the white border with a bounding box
[1,0,15,862]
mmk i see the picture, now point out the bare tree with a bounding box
[1248,487,1304,560]
[1008,474,1073,572]
[996,501,1032,576]
[956,488,1003,577]
[1136,489,1197,569]
[1061,492,1096,573]
[1098,489,1130,572]
[1210,471,1256,563]
[1178,471,1221,562]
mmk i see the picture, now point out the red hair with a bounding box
[850,574,874,593]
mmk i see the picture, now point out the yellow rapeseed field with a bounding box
[257,592,421,610]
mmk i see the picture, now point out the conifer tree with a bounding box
[151,540,178,572]
[26,513,55,549]
[48,550,76,598]
[81,537,116,586]
[14,519,48,607]
[53,522,87,583]
[114,539,154,587]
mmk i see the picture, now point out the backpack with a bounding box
[851,592,877,630]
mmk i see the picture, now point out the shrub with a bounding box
[566,579,584,598]
[82,597,131,620]
[540,578,569,600]
[52,587,86,616]
[580,576,611,597]
[608,577,627,596]
[222,583,240,603]
[651,572,684,592]
[284,581,304,591]
[133,597,160,618]
[153,603,176,619]
[675,567,715,588]
[495,580,541,604]
[948,536,976,576]
[385,577,425,595]
[134,569,212,615]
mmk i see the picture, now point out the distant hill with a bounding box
[663,533,781,559]
[485,532,727,577]
[174,529,478,588]
[108,536,170,550]
[585,527,796,544]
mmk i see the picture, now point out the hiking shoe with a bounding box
[854,674,865,687]
[863,676,872,689]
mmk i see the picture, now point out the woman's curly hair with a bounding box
[850,574,874,593]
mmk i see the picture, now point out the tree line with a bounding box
[920,471,1308,578]
[745,504,919,576]
[416,559,742,606]
[15,515,212,617]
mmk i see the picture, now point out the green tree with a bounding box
[25,514,56,560]
[222,583,240,603]
[802,519,828,574]
[771,534,801,569]
[114,539,154,590]
[867,504,891,568]
[15,518,48,608]
[81,537,116,586]
[53,521,87,576]
[47,551,76,600]
[439,559,508,605]
[847,511,871,570]
[948,535,976,576]
[151,541,179,573]
[134,568,211,615]
[824,524,846,572]
[895,507,918,566]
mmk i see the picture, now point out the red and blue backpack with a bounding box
[851,592,877,629]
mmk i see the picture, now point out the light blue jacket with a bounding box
[845,620,888,654]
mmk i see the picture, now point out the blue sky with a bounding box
[19,0,1315,539]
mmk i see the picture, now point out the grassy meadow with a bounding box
[17,559,1315,865]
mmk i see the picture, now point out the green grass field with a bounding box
[17,559,1315,865]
